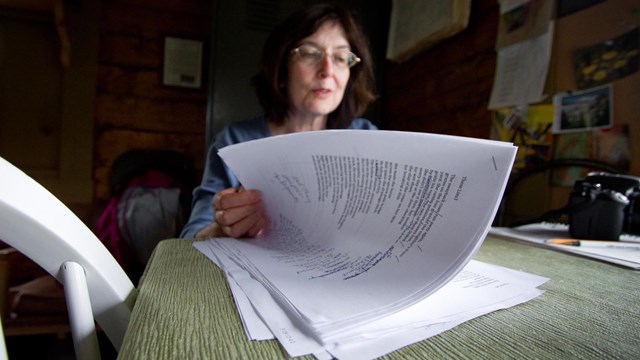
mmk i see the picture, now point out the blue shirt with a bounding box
[180,115,378,238]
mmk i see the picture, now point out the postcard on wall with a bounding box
[552,124,631,186]
[496,0,554,49]
[573,27,639,90]
[491,104,554,170]
[552,84,613,134]
[592,124,632,171]
[552,132,591,186]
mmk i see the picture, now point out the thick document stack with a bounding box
[194,130,548,359]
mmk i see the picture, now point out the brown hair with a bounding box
[251,3,376,129]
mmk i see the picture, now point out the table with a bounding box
[118,236,640,359]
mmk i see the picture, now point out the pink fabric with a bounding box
[95,170,176,273]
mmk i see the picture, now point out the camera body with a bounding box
[568,172,640,240]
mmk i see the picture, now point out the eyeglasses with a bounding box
[291,44,361,69]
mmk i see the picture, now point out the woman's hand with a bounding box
[196,187,265,239]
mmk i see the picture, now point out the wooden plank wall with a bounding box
[93,0,212,200]
[384,0,498,138]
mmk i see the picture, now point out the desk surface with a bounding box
[118,236,640,359]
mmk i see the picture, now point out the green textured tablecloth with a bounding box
[118,237,640,359]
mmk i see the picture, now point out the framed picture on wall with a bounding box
[163,37,203,89]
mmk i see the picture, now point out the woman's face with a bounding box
[286,21,352,121]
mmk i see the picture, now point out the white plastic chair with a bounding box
[0,156,136,359]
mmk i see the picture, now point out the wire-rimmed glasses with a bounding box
[291,44,361,69]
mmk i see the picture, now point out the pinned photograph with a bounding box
[573,27,639,89]
[552,84,612,133]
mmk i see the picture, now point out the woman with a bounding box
[181,3,378,240]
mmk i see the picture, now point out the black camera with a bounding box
[568,172,640,240]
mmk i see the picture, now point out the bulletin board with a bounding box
[489,0,640,221]
[552,0,640,175]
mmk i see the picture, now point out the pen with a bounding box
[546,238,640,251]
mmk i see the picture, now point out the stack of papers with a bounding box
[194,130,548,359]
[490,223,640,269]
[196,242,547,359]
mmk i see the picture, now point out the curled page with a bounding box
[215,130,516,341]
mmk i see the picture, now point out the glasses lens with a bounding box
[296,45,323,64]
[333,51,351,68]
[292,45,360,68]
[331,50,360,68]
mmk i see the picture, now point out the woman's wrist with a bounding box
[195,223,225,240]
